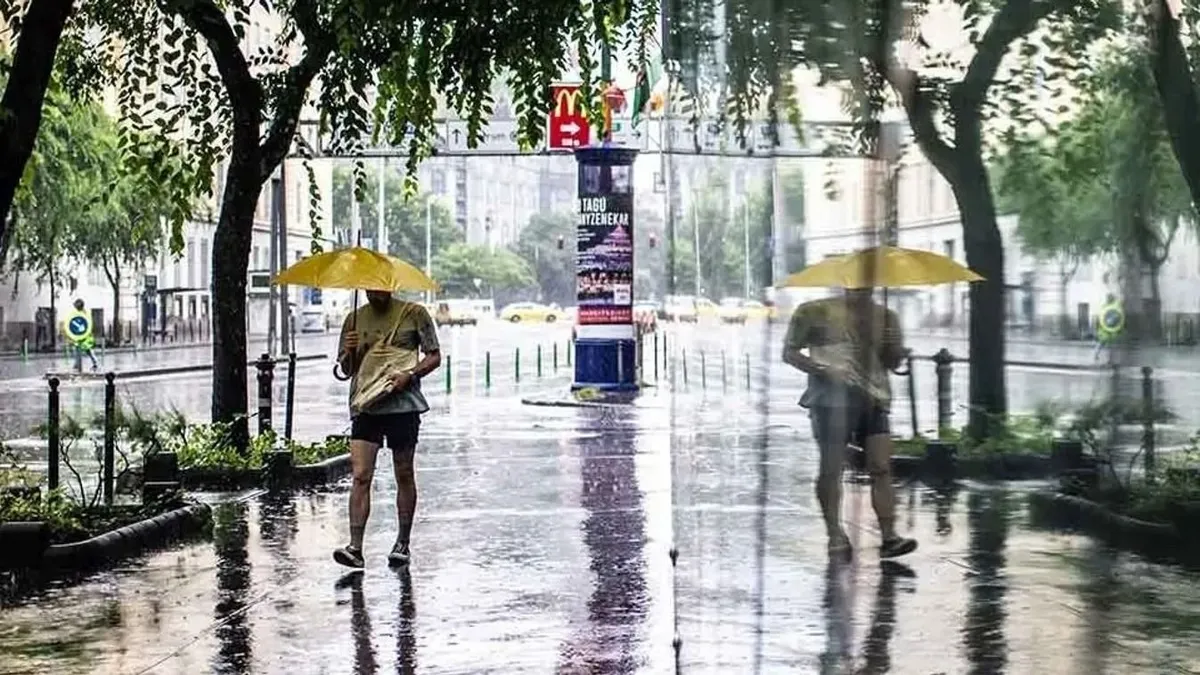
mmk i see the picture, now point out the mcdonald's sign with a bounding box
[548,83,590,150]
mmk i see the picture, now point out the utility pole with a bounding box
[268,174,281,354]
[424,196,433,302]
[277,162,290,356]
[377,158,388,254]
[691,196,701,297]
[743,198,751,298]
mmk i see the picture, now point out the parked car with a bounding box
[695,297,720,322]
[661,295,698,322]
[717,298,748,324]
[500,302,561,323]
[433,301,479,326]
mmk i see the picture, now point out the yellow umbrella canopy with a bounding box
[272,246,438,292]
[777,245,984,289]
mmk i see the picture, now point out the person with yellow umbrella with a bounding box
[778,245,983,560]
[275,246,440,569]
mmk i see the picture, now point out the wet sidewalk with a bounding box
[3,390,1200,674]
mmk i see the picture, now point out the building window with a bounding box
[200,239,210,289]
[187,238,196,287]
[431,169,446,195]
[253,245,261,270]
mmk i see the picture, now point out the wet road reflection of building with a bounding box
[962,490,1010,674]
[212,501,252,674]
[559,409,650,673]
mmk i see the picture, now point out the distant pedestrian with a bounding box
[63,299,99,373]
[333,290,441,569]
[783,288,918,560]
[1094,293,1123,361]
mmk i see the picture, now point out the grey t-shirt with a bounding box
[338,301,440,417]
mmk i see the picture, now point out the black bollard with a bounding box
[256,353,275,435]
[265,450,293,491]
[653,332,659,382]
[905,352,919,437]
[103,372,116,506]
[47,377,61,491]
[933,348,954,437]
[1142,366,1155,474]
[284,352,297,441]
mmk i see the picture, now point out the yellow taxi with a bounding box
[499,302,562,323]
[717,298,748,324]
[742,300,777,321]
[695,297,720,321]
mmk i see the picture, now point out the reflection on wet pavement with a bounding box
[2,376,1200,673]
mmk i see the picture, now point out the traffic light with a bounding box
[649,233,657,248]
[557,235,565,250]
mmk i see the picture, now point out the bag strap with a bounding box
[379,301,415,345]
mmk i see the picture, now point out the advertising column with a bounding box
[573,146,639,391]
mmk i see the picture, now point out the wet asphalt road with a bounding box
[3,365,1200,673]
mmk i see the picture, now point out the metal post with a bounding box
[485,351,492,389]
[700,351,707,389]
[745,353,751,389]
[553,342,559,371]
[682,348,689,386]
[515,347,521,383]
[653,332,660,381]
[1142,366,1155,474]
[637,332,644,379]
[905,352,919,437]
[103,372,116,506]
[933,348,954,437]
[566,339,572,367]
[284,352,297,441]
[445,354,452,394]
[256,353,275,435]
[537,344,543,377]
[47,377,60,491]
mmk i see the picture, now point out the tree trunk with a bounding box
[0,0,75,243]
[1058,263,1072,338]
[110,270,122,346]
[1145,263,1163,343]
[211,158,263,450]
[48,266,57,352]
[950,155,1008,440]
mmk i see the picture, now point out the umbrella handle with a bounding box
[333,362,352,381]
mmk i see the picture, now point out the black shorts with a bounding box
[810,393,890,452]
[350,412,421,449]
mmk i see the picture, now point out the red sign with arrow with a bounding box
[548,84,590,150]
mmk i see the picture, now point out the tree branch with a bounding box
[160,0,261,140]
[0,0,75,245]
[866,0,958,178]
[258,43,333,180]
[955,0,1059,112]
[1147,0,1200,210]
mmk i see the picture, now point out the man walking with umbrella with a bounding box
[272,245,442,569]
[333,288,441,568]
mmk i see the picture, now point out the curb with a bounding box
[41,502,212,570]
[294,453,353,486]
[848,446,1056,481]
[178,453,352,491]
[44,353,327,381]
[1026,490,1187,555]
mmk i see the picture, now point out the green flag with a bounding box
[631,55,664,127]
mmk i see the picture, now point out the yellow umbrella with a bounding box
[777,245,984,289]
[273,246,438,292]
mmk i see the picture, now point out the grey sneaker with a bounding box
[880,536,918,559]
[387,541,410,567]
[333,545,365,569]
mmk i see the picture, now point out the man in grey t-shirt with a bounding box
[333,290,441,569]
